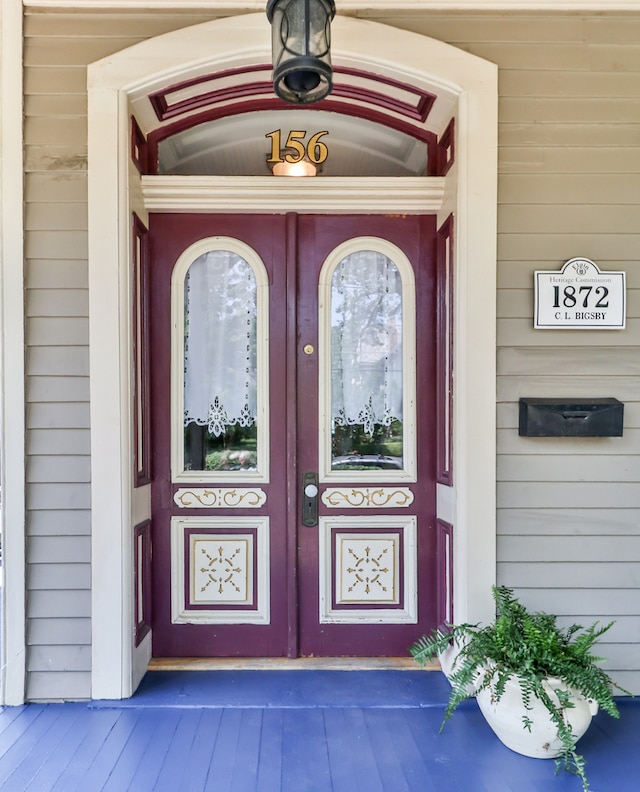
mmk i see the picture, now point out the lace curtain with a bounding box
[183,250,257,437]
[331,251,403,436]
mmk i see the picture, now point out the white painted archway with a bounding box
[88,13,497,699]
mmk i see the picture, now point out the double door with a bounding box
[149,213,437,657]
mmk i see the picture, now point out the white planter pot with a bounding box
[476,674,598,759]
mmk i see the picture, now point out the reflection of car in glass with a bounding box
[331,453,403,470]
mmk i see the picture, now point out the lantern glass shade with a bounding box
[267,0,336,104]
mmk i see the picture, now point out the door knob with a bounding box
[302,472,319,527]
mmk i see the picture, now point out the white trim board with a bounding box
[142,177,445,215]
[24,1,640,11]
[88,13,497,698]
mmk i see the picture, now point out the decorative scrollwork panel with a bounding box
[321,487,413,509]
[174,487,266,509]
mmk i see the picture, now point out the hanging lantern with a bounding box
[266,0,336,104]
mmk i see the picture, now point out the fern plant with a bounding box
[409,586,629,791]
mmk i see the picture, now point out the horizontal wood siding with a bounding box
[23,9,640,697]
[373,12,640,693]
[22,8,212,701]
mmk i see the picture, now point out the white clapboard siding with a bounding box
[504,586,640,617]
[499,69,640,98]
[26,563,91,590]
[25,117,87,147]
[373,14,586,43]
[498,508,640,536]
[28,376,90,403]
[25,203,89,232]
[27,347,89,377]
[501,122,640,148]
[498,455,640,483]
[28,319,89,348]
[499,536,640,563]
[27,429,91,457]
[22,9,640,699]
[499,148,640,175]
[25,172,86,202]
[498,375,640,402]
[27,262,88,289]
[27,645,91,673]
[27,456,91,484]
[499,482,640,509]
[23,7,94,700]
[497,563,640,589]
[27,483,91,511]
[26,231,88,260]
[26,617,91,645]
[23,11,214,38]
[24,65,87,95]
[498,347,640,376]
[25,93,87,117]
[27,589,91,619]
[26,404,90,432]
[24,38,146,67]
[498,429,640,456]
[500,173,640,205]
[499,233,640,263]
[26,672,92,702]
[29,510,90,537]
[498,319,640,348]
[462,11,640,695]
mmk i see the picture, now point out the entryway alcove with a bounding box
[87,12,497,699]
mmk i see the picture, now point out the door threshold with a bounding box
[149,657,440,671]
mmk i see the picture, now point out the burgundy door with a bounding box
[149,213,437,658]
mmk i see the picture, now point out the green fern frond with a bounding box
[408,586,631,792]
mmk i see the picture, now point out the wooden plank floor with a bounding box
[0,671,637,791]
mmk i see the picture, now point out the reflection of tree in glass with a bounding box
[331,250,404,454]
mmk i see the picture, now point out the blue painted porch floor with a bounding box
[0,670,637,791]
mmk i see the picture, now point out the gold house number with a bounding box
[266,130,329,166]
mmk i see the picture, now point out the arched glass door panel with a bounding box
[319,238,417,482]
[171,238,269,482]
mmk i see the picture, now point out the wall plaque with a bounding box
[534,258,625,330]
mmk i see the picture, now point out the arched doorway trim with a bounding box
[88,13,497,699]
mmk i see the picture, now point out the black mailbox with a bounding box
[519,398,624,437]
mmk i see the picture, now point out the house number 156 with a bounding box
[266,130,329,165]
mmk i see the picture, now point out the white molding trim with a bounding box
[0,0,26,706]
[88,13,497,697]
[142,176,445,215]
[24,1,640,11]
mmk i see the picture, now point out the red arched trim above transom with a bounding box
[146,99,440,176]
[148,64,436,127]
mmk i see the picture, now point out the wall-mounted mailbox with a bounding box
[519,398,624,437]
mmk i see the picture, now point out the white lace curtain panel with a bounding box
[183,247,402,439]
[183,250,258,437]
[331,250,403,436]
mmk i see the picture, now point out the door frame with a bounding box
[87,13,497,698]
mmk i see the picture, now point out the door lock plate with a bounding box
[302,471,319,526]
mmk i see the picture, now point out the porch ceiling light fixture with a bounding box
[266,0,336,104]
